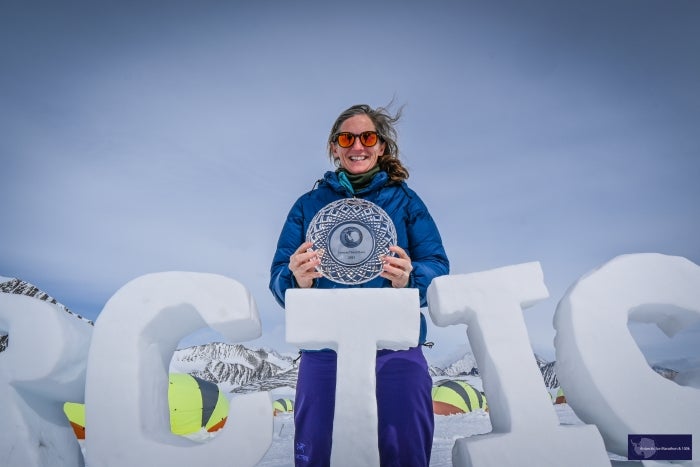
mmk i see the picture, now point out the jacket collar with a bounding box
[322,170,389,196]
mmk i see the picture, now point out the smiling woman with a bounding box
[269,103,450,466]
[327,104,409,183]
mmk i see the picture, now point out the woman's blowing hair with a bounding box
[327,103,409,183]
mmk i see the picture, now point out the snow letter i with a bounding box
[427,262,611,467]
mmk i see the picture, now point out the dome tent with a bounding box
[64,402,86,440]
[273,398,294,415]
[63,373,229,440]
[168,372,229,435]
[432,380,487,415]
[554,386,567,404]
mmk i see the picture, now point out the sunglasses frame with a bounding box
[333,131,381,148]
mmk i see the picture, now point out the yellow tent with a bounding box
[432,380,487,415]
[63,373,229,438]
[63,402,86,440]
[168,373,229,434]
[554,386,567,404]
[273,398,294,416]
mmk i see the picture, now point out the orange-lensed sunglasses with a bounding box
[333,131,381,148]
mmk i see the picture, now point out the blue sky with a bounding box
[2,0,699,365]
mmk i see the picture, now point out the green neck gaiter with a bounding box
[337,165,381,194]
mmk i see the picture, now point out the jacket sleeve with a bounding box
[269,199,307,308]
[405,196,450,307]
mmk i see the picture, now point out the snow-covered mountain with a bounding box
[169,341,568,395]
[170,342,297,393]
[171,342,483,395]
[429,352,478,378]
[536,354,559,388]
[651,364,679,381]
[428,351,561,389]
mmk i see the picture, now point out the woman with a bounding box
[269,103,449,466]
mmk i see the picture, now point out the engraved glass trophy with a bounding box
[306,198,397,285]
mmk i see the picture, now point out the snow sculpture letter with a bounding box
[286,288,420,467]
[85,272,272,467]
[427,262,611,467]
[554,253,700,457]
[0,294,93,467]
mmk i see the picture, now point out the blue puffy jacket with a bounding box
[269,170,449,343]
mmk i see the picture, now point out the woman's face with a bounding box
[331,114,386,175]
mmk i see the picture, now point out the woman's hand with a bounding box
[288,241,323,288]
[381,246,413,289]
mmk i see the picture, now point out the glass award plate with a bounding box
[306,198,397,285]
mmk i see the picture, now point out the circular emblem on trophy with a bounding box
[339,226,363,249]
[306,198,397,284]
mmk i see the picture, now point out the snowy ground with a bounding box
[255,404,607,466]
[71,397,628,466]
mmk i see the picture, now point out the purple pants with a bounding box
[293,346,434,467]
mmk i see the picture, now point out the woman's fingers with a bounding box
[289,242,323,288]
[381,246,412,288]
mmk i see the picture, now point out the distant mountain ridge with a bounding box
[170,343,297,393]
[169,342,567,394]
[537,354,559,388]
[429,352,479,378]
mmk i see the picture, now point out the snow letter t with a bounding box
[286,288,420,467]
